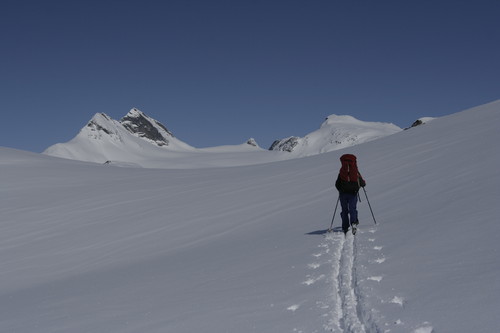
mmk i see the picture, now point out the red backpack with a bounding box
[339,154,360,182]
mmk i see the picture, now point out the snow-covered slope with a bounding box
[2,100,500,332]
[269,115,401,156]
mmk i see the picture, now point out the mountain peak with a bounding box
[124,107,143,118]
[44,108,196,165]
[270,114,401,155]
[323,114,359,124]
[246,138,258,147]
[84,113,122,141]
[120,108,174,147]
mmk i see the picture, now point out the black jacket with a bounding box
[335,174,366,194]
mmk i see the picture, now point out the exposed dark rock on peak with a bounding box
[246,138,258,147]
[269,137,299,152]
[120,109,174,147]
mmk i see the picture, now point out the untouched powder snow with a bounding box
[1,100,500,332]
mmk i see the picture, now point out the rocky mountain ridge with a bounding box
[120,108,175,147]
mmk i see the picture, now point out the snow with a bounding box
[1,100,500,332]
[271,115,402,156]
[416,116,435,123]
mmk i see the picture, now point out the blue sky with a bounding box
[2,0,500,152]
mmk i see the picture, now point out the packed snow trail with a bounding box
[324,232,380,333]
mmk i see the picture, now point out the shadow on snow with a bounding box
[306,227,343,235]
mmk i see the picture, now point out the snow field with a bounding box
[1,99,500,332]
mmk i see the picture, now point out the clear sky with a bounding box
[2,0,500,152]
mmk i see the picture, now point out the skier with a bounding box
[335,154,366,235]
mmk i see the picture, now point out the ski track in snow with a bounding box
[322,232,380,333]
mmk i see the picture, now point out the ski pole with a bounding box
[328,196,340,232]
[362,187,377,225]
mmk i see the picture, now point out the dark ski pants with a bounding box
[339,192,358,232]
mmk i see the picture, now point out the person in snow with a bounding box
[335,154,366,234]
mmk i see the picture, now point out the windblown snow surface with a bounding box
[1,100,500,332]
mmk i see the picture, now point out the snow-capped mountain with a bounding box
[44,109,270,168]
[44,109,195,163]
[44,109,269,168]
[44,110,401,168]
[269,115,402,155]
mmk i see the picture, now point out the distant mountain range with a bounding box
[268,115,401,155]
[44,108,419,167]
